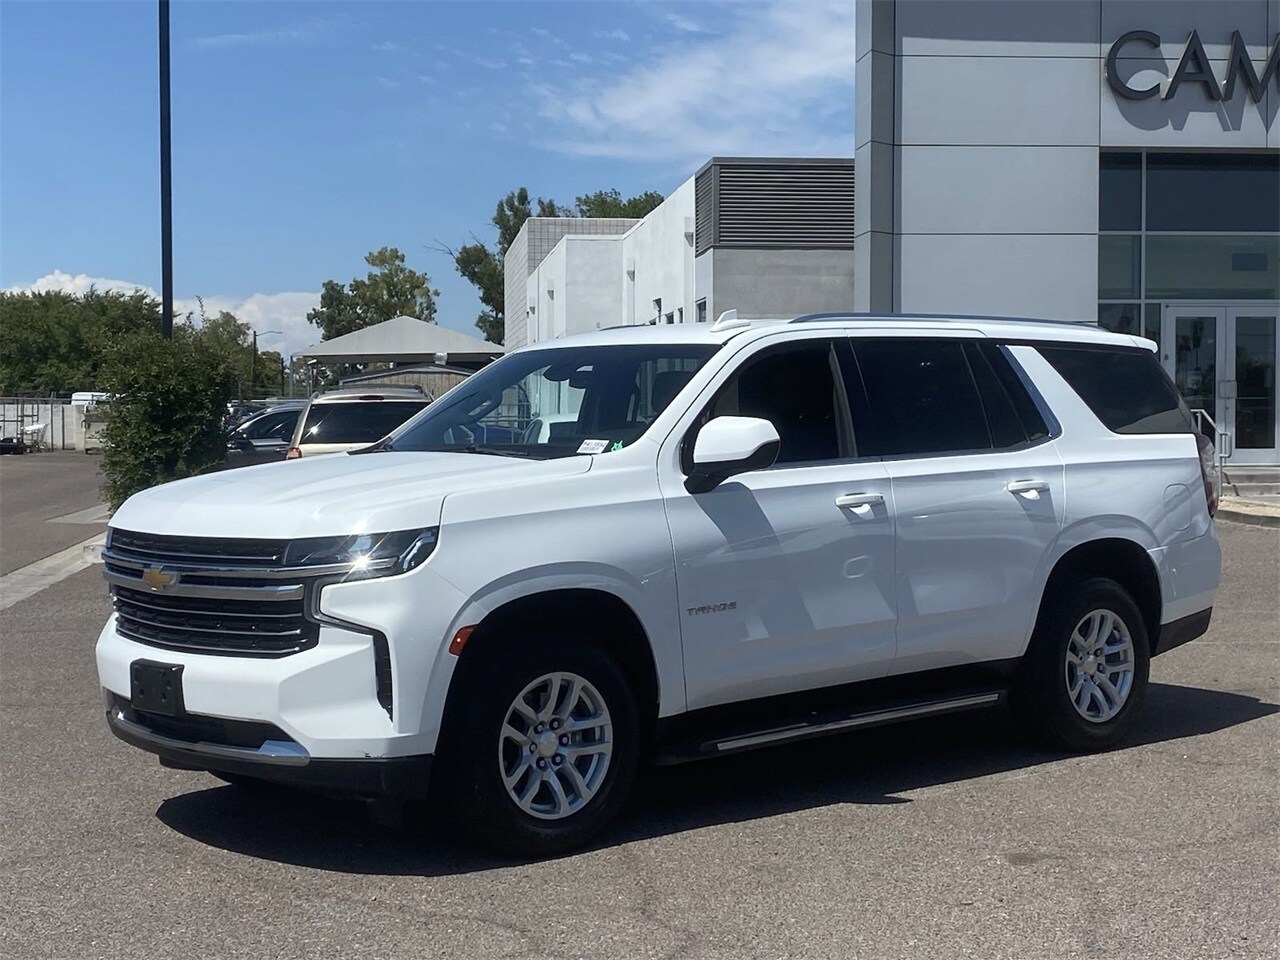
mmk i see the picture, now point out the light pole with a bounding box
[251,329,282,399]
[158,0,173,339]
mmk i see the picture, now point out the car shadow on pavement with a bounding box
[154,681,1277,876]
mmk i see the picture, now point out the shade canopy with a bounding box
[296,316,504,368]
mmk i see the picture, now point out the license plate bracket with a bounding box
[130,660,185,717]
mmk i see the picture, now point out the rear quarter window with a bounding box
[1037,346,1194,434]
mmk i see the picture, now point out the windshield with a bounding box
[383,342,719,458]
[300,400,429,445]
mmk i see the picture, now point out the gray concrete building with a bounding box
[856,0,1279,463]
[503,157,855,351]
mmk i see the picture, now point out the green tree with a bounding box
[575,188,665,219]
[98,322,237,508]
[0,289,161,395]
[444,187,663,345]
[307,247,439,341]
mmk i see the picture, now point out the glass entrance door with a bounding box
[1163,305,1280,464]
[1228,308,1278,463]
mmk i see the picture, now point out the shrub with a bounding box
[99,327,237,509]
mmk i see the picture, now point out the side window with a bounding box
[853,339,989,457]
[685,339,855,468]
[1038,345,1194,434]
[980,342,1051,442]
[260,412,299,441]
[241,411,291,440]
[963,342,1054,449]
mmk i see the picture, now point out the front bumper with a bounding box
[105,692,432,798]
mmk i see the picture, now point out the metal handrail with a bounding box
[1191,408,1230,501]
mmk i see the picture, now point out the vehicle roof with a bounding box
[511,314,1150,352]
[307,388,429,404]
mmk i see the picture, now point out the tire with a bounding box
[1013,576,1150,752]
[434,635,640,858]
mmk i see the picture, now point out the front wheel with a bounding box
[435,637,639,857]
[1013,577,1150,752]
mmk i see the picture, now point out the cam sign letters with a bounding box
[1107,30,1280,102]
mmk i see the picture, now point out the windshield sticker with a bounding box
[577,439,610,454]
[610,441,625,452]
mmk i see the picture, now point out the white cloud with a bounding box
[663,11,709,35]
[534,1,856,163]
[9,271,320,358]
[193,19,334,50]
[10,269,156,298]
[594,29,631,43]
[176,292,320,358]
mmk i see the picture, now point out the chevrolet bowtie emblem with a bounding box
[141,566,177,592]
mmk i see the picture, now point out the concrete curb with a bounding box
[1216,504,1280,529]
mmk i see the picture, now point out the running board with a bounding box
[655,689,1005,764]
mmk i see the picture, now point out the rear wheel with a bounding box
[1014,577,1150,751]
[435,636,639,857]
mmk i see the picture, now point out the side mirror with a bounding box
[685,416,780,493]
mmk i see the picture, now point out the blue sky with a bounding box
[1,0,855,355]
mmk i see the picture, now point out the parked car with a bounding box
[222,402,305,469]
[285,388,430,459]
[97,314,1221,857]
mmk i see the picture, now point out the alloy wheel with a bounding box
[1064,609,1135,723]
[498,671,613,820]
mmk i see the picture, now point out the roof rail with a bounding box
[710,309,788,333]
[790,311,1096,327]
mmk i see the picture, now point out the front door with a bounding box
[1164,305,1280,464]
[660,336,898,710]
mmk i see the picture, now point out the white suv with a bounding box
[97,314,1221,855]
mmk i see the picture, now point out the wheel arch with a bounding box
[1034,538,1162,648]
[437,587,661,753]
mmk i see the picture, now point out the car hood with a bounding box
[110,451,593,540]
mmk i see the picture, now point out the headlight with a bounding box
[283,528,438,578]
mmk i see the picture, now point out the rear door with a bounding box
[851,336,1065,673]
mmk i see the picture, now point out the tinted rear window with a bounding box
[1038,346,1194,434]
[300,401,428,445]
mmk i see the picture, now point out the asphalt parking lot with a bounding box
[1,502,1276,958]
[0,452,107,575]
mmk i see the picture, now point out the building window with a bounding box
[652,298,662,324]
[1098,234,1141,300]
[664,312,675,324]
[1098,151,1280,338]
[696,299,707,323]
[677,307,684,324]
[1146,153,1279,233]
[1099,153,1141,232]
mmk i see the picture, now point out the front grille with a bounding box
[108,529,289,568]
[112,586,317,656]
[105,529,317,657]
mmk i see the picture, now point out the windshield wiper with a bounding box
[457,444,534,458]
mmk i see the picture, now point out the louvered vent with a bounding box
[694,160,855,252]
[695,167,716,256]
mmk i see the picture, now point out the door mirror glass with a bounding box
[686,416,780,493]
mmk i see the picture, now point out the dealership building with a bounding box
[856,0,1279,462]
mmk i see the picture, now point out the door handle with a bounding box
[835,493,884,510]
[1006,479,1050,496]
